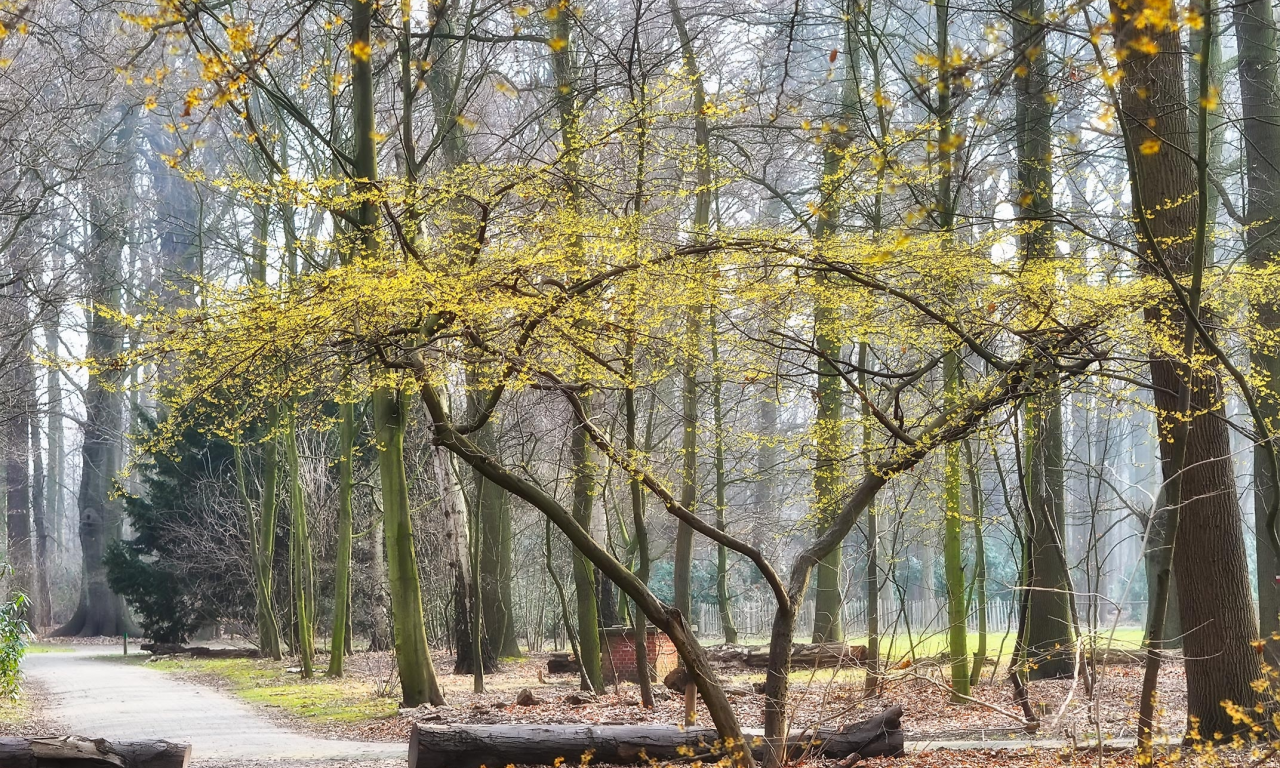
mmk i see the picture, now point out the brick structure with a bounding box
[601,625,678,684]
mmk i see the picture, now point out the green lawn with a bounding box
[124,656,400,724]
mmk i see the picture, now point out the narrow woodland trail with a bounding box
[22,647,405,767]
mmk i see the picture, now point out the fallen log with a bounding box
[409,705,904,768]
[140,643,260,659]
[187,647,261,659]
[704,642,867,669]
[0,736,190,767]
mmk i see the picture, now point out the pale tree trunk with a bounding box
[433,409,493,676]
[31,411,50,629]
[53,115,137,639]
[43,301,63,601]
[285,411,314,678]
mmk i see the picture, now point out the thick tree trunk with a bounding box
[53,119,137,639]
[1023,391,1074,679]
[471,408,517,658]
[1013,0,1074,681]
[0,737,189,767]
[5,329,33,619]
[1110,0,1262,738]
[375,386,445,706]
[410,709,904,768]
[1233,0,1280,651]
[809,107,851,645]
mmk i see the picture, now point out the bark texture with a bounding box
[410,708,904,768]
[0,737,189,767]
[1110,0,1262,736]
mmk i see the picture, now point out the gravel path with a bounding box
[22,647,404,767]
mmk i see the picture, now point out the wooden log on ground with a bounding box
[0,736,190,767]
[186,647,261,659]
[409,705,904,768]
[139,643,260,659]
[703,642,867,669]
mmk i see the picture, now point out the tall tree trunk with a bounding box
[626,338,655,707]
[548,5,603,693]
[1233,0,1280,650]
[709,311,737,644]
[1109,0,1261,739]
[670,0,712,634]
[935,0,968,697]
[436,431,493,675]
[807,30,857,643]
[375,386,445,706]
[42,304,63,604]
[285,411,314,678]
[5,302,33,620]
[328,400,355,677]
[966,440,987,688]
[52,117,138,639]
[1013,0,1074,679]
[352,0,443,706]
[942,354,969,698]
[31,412,50,629]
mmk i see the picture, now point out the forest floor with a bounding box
[130,646,1189,745]
[12,639,1270,768]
